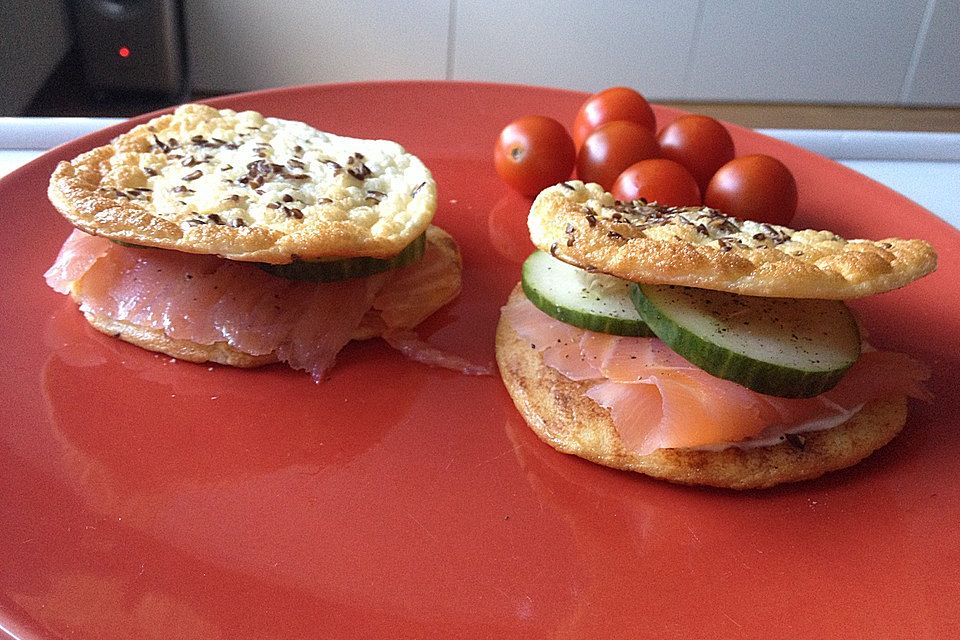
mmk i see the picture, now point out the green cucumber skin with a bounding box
[110,238,157,250]
[630,285,856,398]
[258,233,426,282]
[522,278,653,337]
[521,252,653,337]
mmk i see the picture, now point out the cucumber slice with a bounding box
[110,239,155,249]
[521,251,653,337]
[258,233,426,282]
[631,284,860,398]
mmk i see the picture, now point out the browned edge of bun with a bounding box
[84,312,276,368]
[495,285,908,490]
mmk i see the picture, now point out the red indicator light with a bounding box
[118,46,130,58]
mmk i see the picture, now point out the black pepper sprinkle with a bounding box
[287,158,306,170]
[289,208,304,219]
[207,214,224,225]
[167,138,180,149]
[230,218,247,227]
[317,197,333,204]
[586,214,597,227]
[550,242,558,256]
[181,156,199,167]
[565,223,575,234]
[143,167,158,177]
[560,182,575,190]
[267,203,280,209]
[172,185,193,194]
[183,169,203,181]
[282,194,294,202]
[412,181,427,196]
[785,433,806,450]
[607,231,624,240]
[229,194,241,202]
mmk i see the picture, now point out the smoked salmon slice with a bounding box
[501,292,929,454]
[46,228,477,380]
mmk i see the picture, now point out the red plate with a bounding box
[2,82,959,639]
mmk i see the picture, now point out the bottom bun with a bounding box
[495,289,908,489]
[84,312,277,368]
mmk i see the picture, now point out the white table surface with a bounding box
[1,118,958,229]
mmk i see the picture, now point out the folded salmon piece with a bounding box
[46,228,489,380]
[501,291,929,456]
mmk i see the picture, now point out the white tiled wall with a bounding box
[453,0,700,97]
[683,0,928,103]
[185,0,449,91]
[903,0,960,104]
[184,0,960,105]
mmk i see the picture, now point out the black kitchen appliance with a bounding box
[71,0,187,98]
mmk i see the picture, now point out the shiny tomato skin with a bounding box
[611,159,701,207]
[494,115,576,197]
[576,120,660,191]
[572,87,656,149]
[704,154,798,225]
[657,114,735,191]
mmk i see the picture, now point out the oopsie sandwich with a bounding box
[496,181,937,489]
[45,104,481,380]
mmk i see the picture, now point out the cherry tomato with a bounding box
[572,87,656,149]
[576,120,660,191]
[612,159,701,207]
[494,115,576,197]
[657,114,735,191]
[704,154,797,225]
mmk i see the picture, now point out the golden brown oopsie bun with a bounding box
[496,287,908,490]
